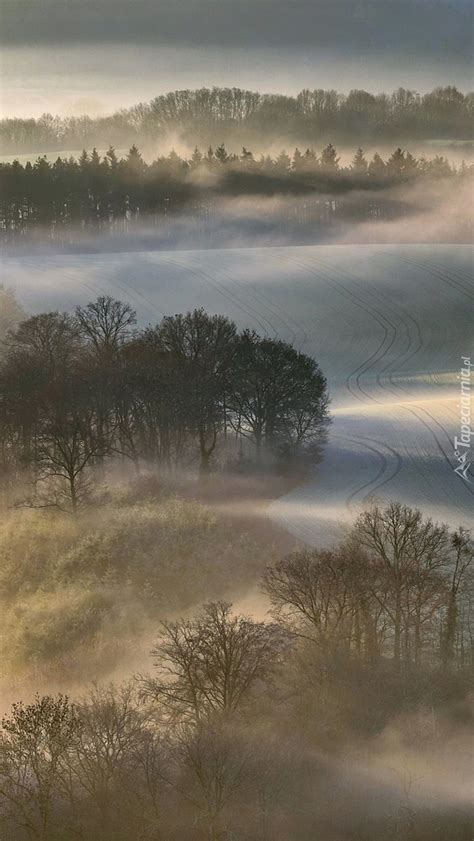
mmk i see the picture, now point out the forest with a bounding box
[1,141,471,247]
[1,85,473,155]
[0,504,472,840]
[0,294,330,508]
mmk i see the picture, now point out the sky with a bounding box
[0,0,472,118]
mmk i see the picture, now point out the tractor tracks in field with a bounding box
[160,253,307,350]
[395,254,474,302]
[283,250,471,511]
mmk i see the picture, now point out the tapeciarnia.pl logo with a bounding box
[453,356,472,483]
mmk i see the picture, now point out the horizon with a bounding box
[1,0,472,118]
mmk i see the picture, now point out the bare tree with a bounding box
[143,602,283,723]
[32,405,102,513]
[351,502,448,664]
[176,718,247,841]
[75,296,136,359]
[70,684,164,841]
[441,527,473,666]
[263,548,356,651]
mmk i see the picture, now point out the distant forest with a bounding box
[1,142,471,246]
[1,85,473,155]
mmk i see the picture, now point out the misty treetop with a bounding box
[1,85,473,156]
[0,141,468,245]
[0,296,330,512]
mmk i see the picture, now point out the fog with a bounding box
[1,0,473,819]
[1,239,473,837]
[3,42,472,119]
[1,0,472,118]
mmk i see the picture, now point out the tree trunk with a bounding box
[199,425,216,476]
[69,472,78,514]
[394,592,402,664]
[414,605,422,665]
[441,590,457,666]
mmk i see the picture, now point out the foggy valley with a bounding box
[0,1,473,839]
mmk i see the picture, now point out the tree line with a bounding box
[1,143,468,244]
[1,85,473,154]
[0,502,472,840]
[0,296,330,510]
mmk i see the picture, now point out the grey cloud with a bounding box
[0,0,472,64]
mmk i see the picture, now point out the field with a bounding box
[2,243,473,545]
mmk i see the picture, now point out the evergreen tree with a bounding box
[351,147,368,175]
[320,143,340,172]
[275,150,291,172]
[386,147,406,176]
[190,146,203,168]
[214,143,230,164]
[368,152,386,178]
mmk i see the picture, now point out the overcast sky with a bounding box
[0,0,472,118]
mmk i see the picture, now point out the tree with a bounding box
[157,309,237,473]
[441,528,473,666]
[75,297,137,469]
[263,547,365,653]
[0,695,81,841]
[240,146,254,164]
[368,152,386,178]
[292,147,303,172]
[1,312,82,472]
[190,146,203,168]
[274,150,291,172]
[71,684,163,840]
[351,147,368,175]
[0,286,25,351]
[32,398,102,513]
[75,296,136,359]
[320,143,340,172]
[214,143,229,164]
[177,717,247,841]
[229,331,329,460]
[105,145,119,171]
[351,502,448,664]
[386,147,406,177]
[143,602,283,723]
[5,311,80,376]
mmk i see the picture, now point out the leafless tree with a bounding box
[352,502,448,663]
[142,602,283,723]
[441,527,473,666]
[75,296,136,359]
[176,717,247,841]
[263,548,356,651]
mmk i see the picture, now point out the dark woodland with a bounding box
[0,296,330,507]
[1,142,471,247]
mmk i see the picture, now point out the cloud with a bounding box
[0,0,471,68]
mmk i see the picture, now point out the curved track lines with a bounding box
[287,256,396,404]
[306,255,420,400]
[159,255,272,337]
[395,254,474,302]
[331,433,403,509]
[269,250,472,534]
